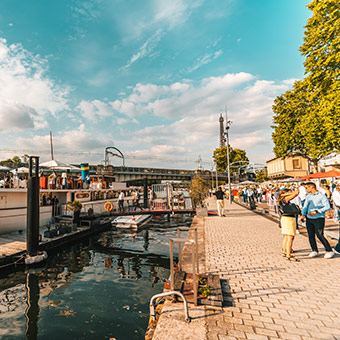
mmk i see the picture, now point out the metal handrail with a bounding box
[149,291,190,323]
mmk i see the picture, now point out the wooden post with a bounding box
[192,242,197,305]
[170,239,174,291]
[194,228,199,274]
[27,157,40,256]
[177,228,181,270]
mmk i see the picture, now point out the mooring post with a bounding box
[143,177,148,209]
[27,156,40,257]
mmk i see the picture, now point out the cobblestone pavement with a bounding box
[205,198,340,340]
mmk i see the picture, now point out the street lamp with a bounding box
[224,107,232,204]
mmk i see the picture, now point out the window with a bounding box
[293,159,301,169]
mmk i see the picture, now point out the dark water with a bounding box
[0,215,192,340]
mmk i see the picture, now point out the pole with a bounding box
[215,163,218,188]
[49,131,54,160]
[225,106,232,204]
[226,131,232,204]
[143,177,148,209]
[27,157,40,256]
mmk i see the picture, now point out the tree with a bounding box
[272,0,340,168]
[213,147,249,173]
[255,169,269,183]
[190,175,210,208]
[300,0,340,96]
[0,156,24,168]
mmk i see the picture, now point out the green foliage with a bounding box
[255,169,269,183]
[0,156,24,168]
[67,200,83,212]
[190,175,210,207]
[272,0,340,167]
[213,147,249,173]
[198,285,211,298]
[300,0,340,95]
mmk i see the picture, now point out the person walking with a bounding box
[301,182,334,258]
[242,187,248,204]
[214,187,225,217]
[278,188,300,261]
[133,190,142,211]
[331,183,340,255]
[118,191,125,212]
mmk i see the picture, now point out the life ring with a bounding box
[104,202,114,212]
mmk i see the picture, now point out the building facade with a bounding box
[266,156,309,179]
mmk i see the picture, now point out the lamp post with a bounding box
[224,107,232,204]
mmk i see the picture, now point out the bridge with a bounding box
[94,165,227,183]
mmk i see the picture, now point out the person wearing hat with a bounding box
[278,187,300,261]
[301,182,334,258]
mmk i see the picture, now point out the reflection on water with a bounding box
[0,215,192,340]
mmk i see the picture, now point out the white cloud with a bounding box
[15,126,112,163]
[0,38,69,131]
[188,49,223,73]
[0,100,35,131]
[112,72,294,166]
[153,0,203,29]
[122,29,165,69]
[77,99,113,121]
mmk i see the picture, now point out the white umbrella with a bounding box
[0,165,12,171]
[40,160,81,171]
[10,167,29,174]
[238,180,258,185]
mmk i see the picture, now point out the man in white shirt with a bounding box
[118,191,125,211]
[298,183,309,206]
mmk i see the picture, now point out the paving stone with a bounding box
[202,198,340,340]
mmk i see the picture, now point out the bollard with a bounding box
[27,156,40,257]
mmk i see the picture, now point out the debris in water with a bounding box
[123,305,130,310]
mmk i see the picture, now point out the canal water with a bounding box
[0,215,192,340]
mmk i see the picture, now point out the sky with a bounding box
[0,0,311,170]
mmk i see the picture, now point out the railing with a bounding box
[169,230,199,305]
[149,291,190,323]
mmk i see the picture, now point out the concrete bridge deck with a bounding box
[152,198,340,340]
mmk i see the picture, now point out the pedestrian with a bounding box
[247,186,255,209]
[278,188,300,261]
[133,190,142,211]
[301,182,334,258]
[298,182,309,207]
[322,184,333,219]
[331,183,340,255]
[213,186,225,217]
[242,187,248,204]
[118,190,125,212]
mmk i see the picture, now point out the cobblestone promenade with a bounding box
[205,198,340,340]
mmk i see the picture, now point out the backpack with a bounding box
[278,200,301,216]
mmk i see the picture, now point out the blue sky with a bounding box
[0,0,310,169]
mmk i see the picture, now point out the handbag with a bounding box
[279,200,301,216]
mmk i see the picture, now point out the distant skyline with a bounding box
[0,0,310,169]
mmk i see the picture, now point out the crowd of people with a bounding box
[0,170,26,188]
[213,179,340,261]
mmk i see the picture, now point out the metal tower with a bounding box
[219,114,225,148]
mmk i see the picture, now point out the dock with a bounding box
[150,197,340,340]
